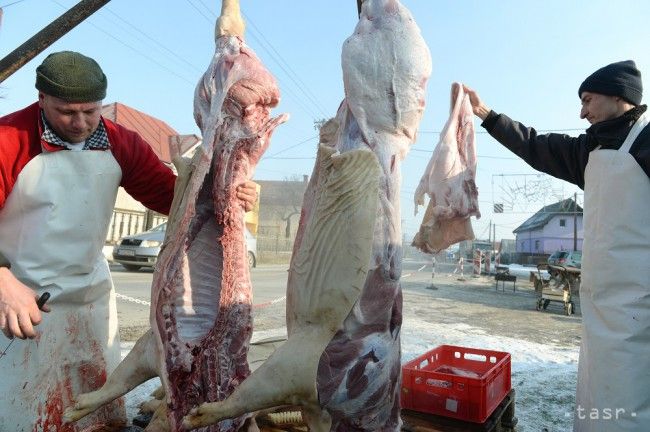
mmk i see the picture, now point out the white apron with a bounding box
[0,149,126,431]
[575,111,650,431]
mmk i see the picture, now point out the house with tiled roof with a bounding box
[102,102,200,245]
[513,198,583,255]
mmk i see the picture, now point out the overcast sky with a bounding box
[2,0,649,241]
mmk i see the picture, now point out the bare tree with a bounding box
[277,174,306,238]
[313,118,328,132]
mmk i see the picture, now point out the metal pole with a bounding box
[357,0,363,17]
[0,0,112,84]
[573,192,578,251]
[488,220,491,246]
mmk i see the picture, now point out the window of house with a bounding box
[535,240,540,251]
[560,219,566,227]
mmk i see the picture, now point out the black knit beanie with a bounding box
[35,51,107,102]
[578,60,642,105]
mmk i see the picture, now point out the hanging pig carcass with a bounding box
[63,1,288,430]
[412,83,480,254]
[182,0,432,430]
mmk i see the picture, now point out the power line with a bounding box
[193,0,214,18]
[185,0,212,24]
[241,19,324,119]
[101,5,202,74]
[409,148,521,160]
[50,0,196,85]
[418,127,585,135]
[0,0,27,8]
[187,1,324,121]
[241,10,329,118]
[263,135,318,159]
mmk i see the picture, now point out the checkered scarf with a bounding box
[40,110,110,150]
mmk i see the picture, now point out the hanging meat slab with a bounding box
[412,82,480,254]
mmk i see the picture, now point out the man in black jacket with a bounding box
[463,60,649,432]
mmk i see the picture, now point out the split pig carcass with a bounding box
[63,1,288,430]
[412,83,480,254]
[183,0,432,431]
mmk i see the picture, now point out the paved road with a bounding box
[112,262,292,340]
[111,258,439,313]
[112,258,580,343]
[112,259,437,339]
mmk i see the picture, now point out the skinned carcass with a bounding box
[182,0,432,430]
[62,1,288,430]
[412,83,480,254]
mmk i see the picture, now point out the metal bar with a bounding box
[0,0,112,83]
[357,0,362,17]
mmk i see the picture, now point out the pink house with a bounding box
[513,198,583,255]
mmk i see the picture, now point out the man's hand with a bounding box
[457,84,491,121]
[0,268,50,339]
[236,181,258,213]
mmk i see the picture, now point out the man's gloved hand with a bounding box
[0,268,50,339]
[236,180,259,213]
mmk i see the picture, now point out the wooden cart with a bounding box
[535,264,580,316]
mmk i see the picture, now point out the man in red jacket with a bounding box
[0,51,257,430]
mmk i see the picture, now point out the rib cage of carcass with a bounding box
[152,35,288,432]
[62,1,288,430]
[183,1,432,431]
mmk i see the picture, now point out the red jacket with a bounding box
[0,102,176,214]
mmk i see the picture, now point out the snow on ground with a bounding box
[120,343,161,422]
[121,318,578,432]
[506,263,548,279]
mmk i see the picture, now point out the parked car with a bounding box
[547,250,582,268]
[113,222,257,271]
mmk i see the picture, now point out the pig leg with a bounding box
[63,330,159,422]
[216,0,244,39]
[139,385,165,414]
[144,403,170,432]
[181,332,331,431]
[182,148,380,431]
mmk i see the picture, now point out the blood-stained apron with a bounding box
[575,111,650,431]
[0,149,126,431]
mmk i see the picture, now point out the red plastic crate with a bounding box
[401,345,511,423]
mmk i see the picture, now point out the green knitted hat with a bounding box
[35,51,107,102]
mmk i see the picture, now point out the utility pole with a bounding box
[573,192,578,251]
[488,220,491,245]
[0,0,112,83]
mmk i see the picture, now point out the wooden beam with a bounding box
[0,0,112,83]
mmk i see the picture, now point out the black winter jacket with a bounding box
[481,105,650,189]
